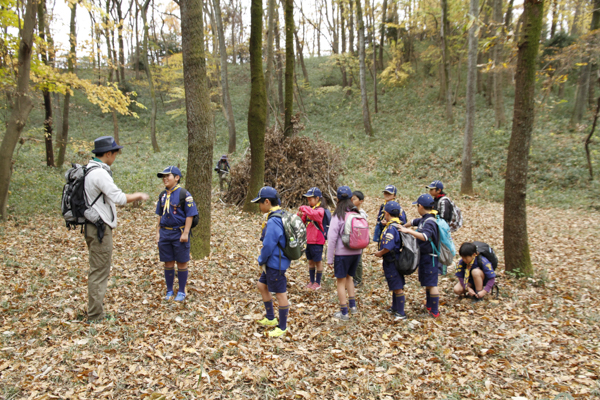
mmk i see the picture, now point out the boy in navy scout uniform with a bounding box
[454,242,497,302]
[252,186,290,338]
[373,185,406,243]
[374,201,407,321]
[398,194,441,318]
[155,166,198,302]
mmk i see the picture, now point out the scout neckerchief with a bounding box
[379,217,401,243]
[162,184,181,215]
[463,257,475,286]
[261,205,282,230]
[378,200,390,223]
[306,201,321,228]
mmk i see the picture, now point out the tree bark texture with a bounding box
[276,18,285,115]
[371,0,378,113]
[283,0,294,136]
[0,0,37,220]
[294,29,309,84]
[356,0,373,136]
[38,0,54,167]
[140,0,160,152]
[461,0,478,195]
[180,0,214,258]
[440,0,453,124]
[265,0,277,125]
[340,0,347,87]
[56,2,76,168]
[493,0,506,127]
[349,0,355,55]
[115,0,126,82]
[242,0,267,213]
[214,0,236,153]
[379,0,387,70]
[503,0,544,276]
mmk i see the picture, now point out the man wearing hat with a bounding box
[426,180,453,224]
[84,136,149,323]
[214,155,231,192]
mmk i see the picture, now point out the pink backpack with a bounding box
[341,212,370,249]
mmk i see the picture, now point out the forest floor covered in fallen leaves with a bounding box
[1,195,599,400]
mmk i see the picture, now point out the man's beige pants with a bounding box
[85,223,113,320]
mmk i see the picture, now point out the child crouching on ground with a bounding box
[252,186,290,338]
[374,201,407,320]
[454,242,496,302]
[298,187,328,290]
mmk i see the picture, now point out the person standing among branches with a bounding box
[214,155,231,192]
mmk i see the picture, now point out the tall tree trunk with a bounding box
[550,0,557,38]
[356,0,373,136]
[503,0,544,276]
[440,0,453,124]
[265,0,276,125]
[379,0,387,70]
[242,0,267,212]
[135,3,140,80]
[571,0,583,36]
[340,0,348,87]
[104,0,114,81]
[231,0,237,65]
[294,29,309,84]
[57,1,77,168]
[140,0,160,152]
[461,0,478,195]
[276,17,285,115]
[0,0,36,220]
[214,0,236,153]
[493,0,506,127]
[349,0,355,55]
[283,0,294,136]
[371,0,378,113]
[38,0,54,167]
[115,0,125,81]
[181,0,214,258]
[504,0,514,28]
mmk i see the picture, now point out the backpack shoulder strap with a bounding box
[158,190,167,215]
[83,165,103,207]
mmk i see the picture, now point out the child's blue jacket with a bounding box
[258,214,291,271]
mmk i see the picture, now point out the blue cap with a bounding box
[303,187,322,198]
[221,155,228,159]
[412,194,435,208]
[384,201,401,213]
[336,186,352,200]
[157,166,182,178]
[251,186,278,203]
[383,185,397,195]
[426,180,444,190]
[92,136,123,154]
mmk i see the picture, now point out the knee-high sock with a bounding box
[426,289,431,310]
[340,303,348,315]
[430,293,440,316]
[264,300,275,320]
[278,305,289,330]
[316,272,323,285]
[177,269,188,294]
[164,269,175,292]
[396,293,406,316]
[309,268,315,283]
[392,293,397,312]
[348,296,356,308]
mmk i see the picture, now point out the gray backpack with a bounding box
[391,223,420,275]
[268,210,307,261]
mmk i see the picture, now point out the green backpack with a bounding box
[268,210,307,261]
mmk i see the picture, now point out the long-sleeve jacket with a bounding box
[298,205,326,245]
[257,211,291,271]
[433,194,453,223]
[84,160,127,229]
[326,211,362,264]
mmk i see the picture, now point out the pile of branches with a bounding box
[223,121,343,208]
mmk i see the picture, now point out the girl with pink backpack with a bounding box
[326,186,370,321]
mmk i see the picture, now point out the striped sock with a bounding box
[264,300,275,320]
[396,293,406,316]
[309,268,315,283]
[430,293,440,316]
[340,304,348,315]
[391,293,397,312]
[348,296,356,308]
[164,269,175,292]
[316,272,323,285]
[278,305,289,330]
[177,269,188,294]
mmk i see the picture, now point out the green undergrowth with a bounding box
[2,54,600,221]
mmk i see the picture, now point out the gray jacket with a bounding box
[84,160,127,229]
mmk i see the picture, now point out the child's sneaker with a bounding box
[385,307,395,314]
[267,327,287,337]
[257,317,279,326]
[306,282,315,289]
[174,292,186,302]
[165,291,174,301]
[312,283,321,291]
[333,311,349,321]
[427,309,440,318]
[349,307,358,315]
[394,312,407,321]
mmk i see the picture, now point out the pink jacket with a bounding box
[298,205,326,245]
[326,212,362,264]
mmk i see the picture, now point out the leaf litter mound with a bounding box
[1,195,600,399]
[223,120,343,207]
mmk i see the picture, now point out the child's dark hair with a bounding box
[459,242,478,257]
[334,198,355,219]
[352,191,364,201]
[259,197,280,206]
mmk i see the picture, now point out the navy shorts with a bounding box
[258,267,287,293]
[158,228,190,263]
[334,255,360,278]
[418,255,438,287]
[305,244,324,262]
[383,261,405,291]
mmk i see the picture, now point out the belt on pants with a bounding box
[161,226,185,230]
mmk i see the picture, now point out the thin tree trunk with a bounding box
[112,110,119,143]
[38,0,54,167]
[214,0,236,153]
[231,0,237,65]
[571,0,583,36]
[504,0,514,28]
[550,0,557,38]
[440,0,453,124]
[105,0,114,82]
[503,0,544,276]
[585,76,600,180]
[57,1,77,168]
[294,29,309,84]
[135,3,140,79]
[356,0,373,136]
[140,0,160,152]
[379,0,387,70]
[493,0,506,127]
[340,0,348,87]
[349,0,355,55]
[265,0,276,125]
[115,0,125,81]
[371,0,378,113]
[180,0,214,258]
[242,0,267,212]
[283,0,294,136]
[276,17,285,115]
[0,0,36,220]
[461,0,478,195]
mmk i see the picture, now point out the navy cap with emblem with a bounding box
[157,166,182,178]
[92,136,123,154]
[303,187,322,198]
[425,180,444,190]
[412,193,435,208]
[336,186,352,200]
[382,185,397,195]
[251,186,278,203]
[384,201,401,213]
